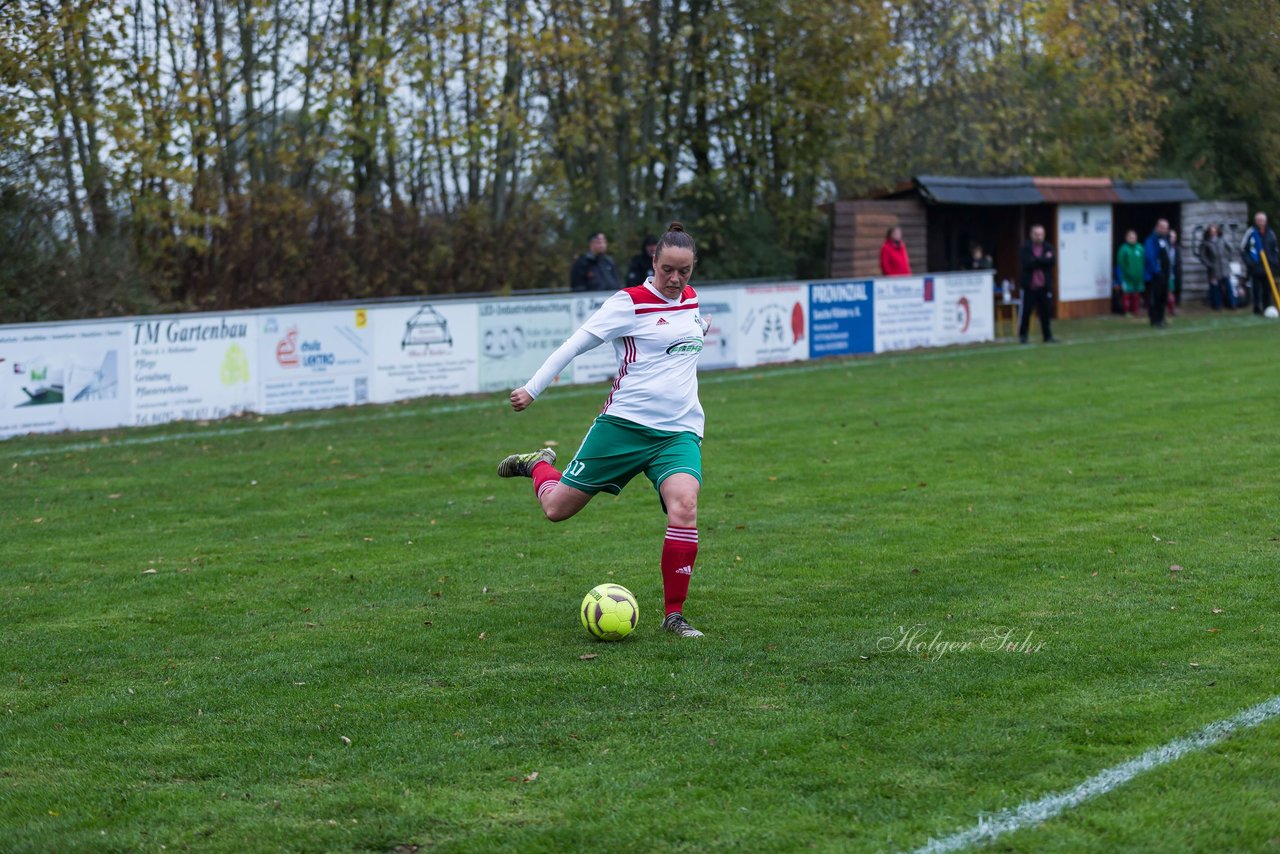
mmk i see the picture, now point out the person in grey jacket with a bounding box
[1199,225,1235,310]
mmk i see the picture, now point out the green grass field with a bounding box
[3,312,1279,853]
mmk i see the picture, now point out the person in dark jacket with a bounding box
[1199,225,1235,310]
[1017,224,1057,344]
[570,232,622,292]
[1240,212,1280,314]
[1143,219,1171,327]
[625,235,658,288]
[964,243,993,271]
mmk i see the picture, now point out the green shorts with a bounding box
[560,414,702,499]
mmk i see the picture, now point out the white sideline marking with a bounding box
[905,694,1280,854]
[3,316,1249,460]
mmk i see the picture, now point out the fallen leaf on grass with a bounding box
[1211,607,1224,614]
[522,771,539,783]
[543,440,558,447]
[1170,564,1183,572]
[578,654,598,661]
[1189,662,1200,668]
[477,632,487,640]
[108,493,122,499]
[339,736,351,746]
[141,569,157,575]
[363,537,374,542]
[32,518,44,524]
[1205,628,1221,634]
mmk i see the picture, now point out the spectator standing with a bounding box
[1017,224,1057,344]
[1199,225,1235,310]
[1116,230,1145,317]
[625,235,658,288]
[570,232,622,292]
[1168,229,1182,316]
[1241,212,1280,314]
[880,227,912,276]
[1143,219,1172,328]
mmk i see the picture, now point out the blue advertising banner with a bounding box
[808,279,874,358]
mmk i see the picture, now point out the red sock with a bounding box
[531,460,561,500]
[661,525,698,616]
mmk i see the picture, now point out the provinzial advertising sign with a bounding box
[737,284,808,368]
[808,280,874,358]
[477,298,576,393]
[0,322,131,438]
[369,302,480,403]
[130,314,258,425]
[258,309,372,413]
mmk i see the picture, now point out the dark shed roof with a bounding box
[910,175,1198,206]
[1112,180,1199,204]
[913,175,1043,205]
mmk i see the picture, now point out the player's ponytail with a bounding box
[655,221,696,263]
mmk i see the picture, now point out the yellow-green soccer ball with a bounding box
[580,584,639,641]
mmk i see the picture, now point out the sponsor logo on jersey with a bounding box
[656,317,669,326]
[675,565,693,575]
[665,336,704,356]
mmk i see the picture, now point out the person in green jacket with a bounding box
[1116,230,1145,317]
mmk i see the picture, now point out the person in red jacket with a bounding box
[880,226,911,276]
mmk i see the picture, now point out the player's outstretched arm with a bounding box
[510,388,534,411]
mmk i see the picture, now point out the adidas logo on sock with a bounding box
[675,564,693,575]
[656,317,669,325]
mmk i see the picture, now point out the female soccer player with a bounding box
[497,222,708,638]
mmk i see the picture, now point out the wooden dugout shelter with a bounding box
[826,175,1202,318]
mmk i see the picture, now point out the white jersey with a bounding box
[522,280,706,436]
[580,281,706,435]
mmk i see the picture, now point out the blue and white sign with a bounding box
[809,279,874,358]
